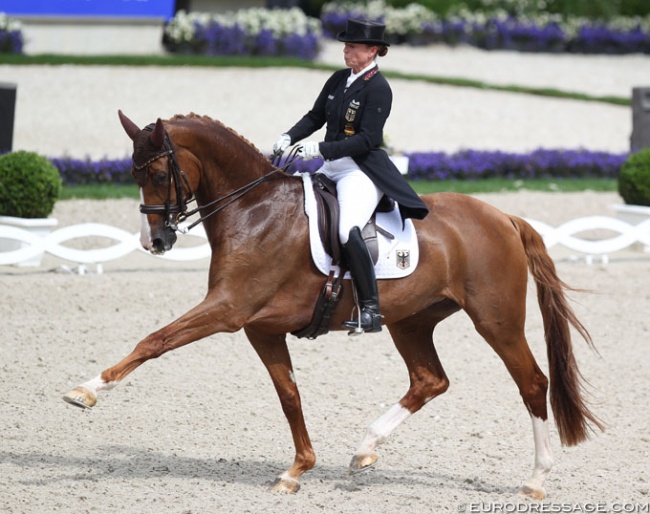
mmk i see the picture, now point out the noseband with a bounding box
[134,124,193,231]
[135,124,283,234]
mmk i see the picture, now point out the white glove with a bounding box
[297,141,321,160]
[272,133,291,154]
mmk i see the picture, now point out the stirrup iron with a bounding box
[346,306,365,336]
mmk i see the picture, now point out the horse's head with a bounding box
[118,110,196,255]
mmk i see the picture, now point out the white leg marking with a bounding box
[277,471,300,485]
[524,415,554,492]
[355,403,412,455]
[139,189,153,250]
[80,375,119,396]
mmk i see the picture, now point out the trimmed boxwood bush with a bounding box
[0,151,62,218]
[618,148,650,206]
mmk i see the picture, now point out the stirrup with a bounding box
[342,308,383,335]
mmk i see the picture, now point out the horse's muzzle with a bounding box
[149,229,177,255]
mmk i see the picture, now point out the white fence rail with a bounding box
[0,222,210,271]
[528,216,650,264]
[1,216,650,272]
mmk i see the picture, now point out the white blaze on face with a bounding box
[139,189,153,250]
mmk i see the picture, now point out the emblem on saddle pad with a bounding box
[396,249,410,269]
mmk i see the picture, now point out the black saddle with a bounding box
[311,173,395,267]
[291,173,395,341]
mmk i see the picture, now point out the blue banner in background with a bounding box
[0,0,176,19]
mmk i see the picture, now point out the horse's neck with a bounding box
[197,169,306,247]
[175,119,307,246]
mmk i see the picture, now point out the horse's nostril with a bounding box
[151,238,166,254]
[150,231,177,254]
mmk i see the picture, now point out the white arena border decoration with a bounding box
[1,217,650,272]
[0,222,210,272]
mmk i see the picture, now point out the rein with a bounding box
[177,168,282,232]
[137,125,290,233]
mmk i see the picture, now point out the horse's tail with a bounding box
[509,215,604,447]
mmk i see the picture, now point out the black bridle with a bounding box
[134,126,298,233]
[134,124,193,231]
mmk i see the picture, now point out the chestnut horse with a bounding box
[63,111,602,498]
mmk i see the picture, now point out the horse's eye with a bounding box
[132,168,147,187]
[152,172,167,187]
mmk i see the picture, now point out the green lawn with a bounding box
[60,184,140,200]
[60,178,617,200]
[408,178,617,194]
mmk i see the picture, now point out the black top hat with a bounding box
[336,18,390,47]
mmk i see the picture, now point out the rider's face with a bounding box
[343,42,378,74]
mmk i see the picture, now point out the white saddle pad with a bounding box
[301,173,419,279]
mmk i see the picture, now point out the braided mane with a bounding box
[169,113,269,166]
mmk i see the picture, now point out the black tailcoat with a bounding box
[286,67,429,221]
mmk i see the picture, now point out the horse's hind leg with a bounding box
[350,305,454,473]
[466,298,553,500]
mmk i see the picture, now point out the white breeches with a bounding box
[318,157,383,244]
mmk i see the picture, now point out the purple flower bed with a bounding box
[568,23,650,54]
[0,27,23,54]
[170,20,320,59]
[321,11,380,39]
[321,13,650,54]
[406,149,628,181]
[469,17,566,52]
[51,157,134,186]
[194,22,247,56]
[51,149,627,186]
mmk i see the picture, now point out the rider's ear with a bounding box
[117,109,140,141]
[150,118,166,148]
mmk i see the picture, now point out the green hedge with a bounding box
[618,149,650,206]
[0,151,62,218]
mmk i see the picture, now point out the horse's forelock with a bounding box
[130,129,166,182]
[132,133,153,161]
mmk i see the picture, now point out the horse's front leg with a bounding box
[245,327,315,494]
[63,296,239,409]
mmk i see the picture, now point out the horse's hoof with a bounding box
[518,484,546,500]
[269,475,301,494]
[349,452,378,474]
[63,386,96,410]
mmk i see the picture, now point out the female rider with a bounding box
[273,18,429,334]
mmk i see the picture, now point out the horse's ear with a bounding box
[118,110,140,141]
[150,118,165,148]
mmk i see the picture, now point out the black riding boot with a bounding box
[341,226,382,333]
